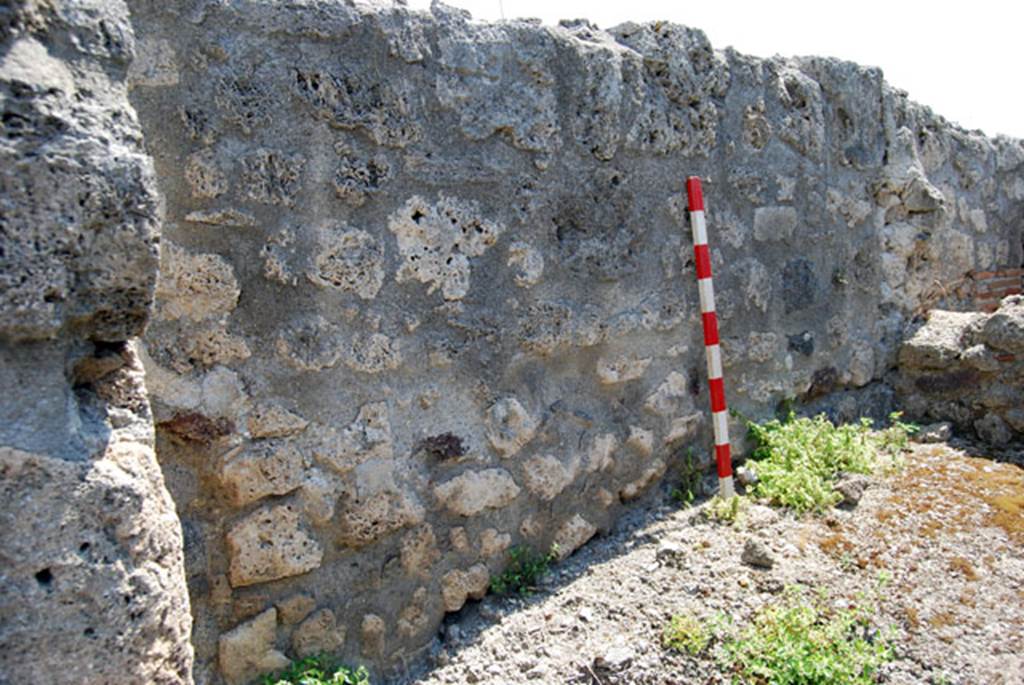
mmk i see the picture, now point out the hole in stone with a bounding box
[35,568,53,585]
[79,542,91,552]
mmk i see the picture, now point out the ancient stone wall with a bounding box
[122,0,1024,683]
[898,296,1024,445]
[0,1,193,683]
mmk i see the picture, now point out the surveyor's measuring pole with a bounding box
[686,177,735,498]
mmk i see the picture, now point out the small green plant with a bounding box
[662,613,711,655]
[718,587,894,685]
[877,412,919,455]
[490,544,559,596]
[743,412,914,513]
[671,447,702,507]
[258,655,370,685]
[705,493,747,523]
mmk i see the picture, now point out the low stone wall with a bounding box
[897,296,1024,445]
[0,1,192,683]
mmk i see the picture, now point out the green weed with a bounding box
[662,588,894,685]
[662,613,711,655]
[671,447,702,507]
[258,655,370,685]
[743,412,914,513]
[489,545,558,596]
[705,493,747,524]
[719,588,893,685]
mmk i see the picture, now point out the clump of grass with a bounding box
[662,613,712,655]
[489,545,558,596]
[259,655,370,685]
[743,412,914,513]
[719,588,894,685]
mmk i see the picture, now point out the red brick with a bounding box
[981,278,1023,289]
[973,270,997,279]
[996,353,1017,363]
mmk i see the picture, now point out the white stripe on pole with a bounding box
[692,212,708,245]
[697,278,715,313]
[712,410,729,443]
[719,475,735,498]
[706,344,723,380]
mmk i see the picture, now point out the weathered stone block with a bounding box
[226,504,323,587]
[485,398,538,457]
[218,608,289,685]
[441,564,490,612]
[434,469,521,517]
[292,608,346,658]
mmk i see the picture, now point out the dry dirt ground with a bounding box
[402,440,1024,685]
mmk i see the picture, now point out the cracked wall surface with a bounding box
[118,1,1024,683]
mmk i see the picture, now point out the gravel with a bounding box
[400,441,1024,685]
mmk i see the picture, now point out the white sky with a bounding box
[406,0,1023,139]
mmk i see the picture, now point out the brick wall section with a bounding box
[974,267,1024,312]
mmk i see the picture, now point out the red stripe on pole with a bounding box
[702,312,719,346]
[694,244,712,279]
[715,444,733,478]
[686,176,704,211]
[709,377,726,412]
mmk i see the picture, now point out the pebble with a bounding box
[594,644,635,671]
[736,464,759,487]
[741,538,776,569]
[656,540,686,566]
[915,422,953,443]
[834,473,873,506]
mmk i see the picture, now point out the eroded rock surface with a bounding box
[898,296,1024,444]
[0,3,192,683]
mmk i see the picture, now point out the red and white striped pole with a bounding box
[686,176,735,498]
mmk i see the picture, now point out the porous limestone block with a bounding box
[620,460,667,502]
[441,564,490,612]
[401,524,441,578]
[522,454,578,501]
[553,514,597,560]
[597,355,652,384]
[219,608,289,685]
[434,469,521,517]
[219,442,309,507]
[485,398,537,457]
[361,614,387,657]
[480,528,512,558]
[226,504,323,587]
[292,608,346,658]
[247,404,309,439]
